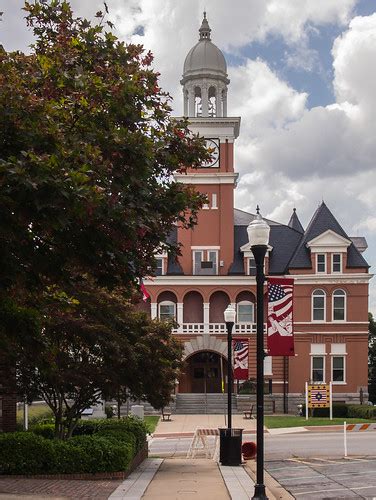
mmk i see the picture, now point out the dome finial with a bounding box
[199,11,211,41]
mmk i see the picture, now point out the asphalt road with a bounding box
[150,430,376,460]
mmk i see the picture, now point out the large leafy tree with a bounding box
[0,0,208,431]
[369,313,376,403]
[0,0,207,297]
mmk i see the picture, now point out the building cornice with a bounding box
[174,172,239,185]
[144,273,373,286]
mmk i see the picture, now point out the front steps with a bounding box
[175,393,238,414]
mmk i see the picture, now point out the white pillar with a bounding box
[222,90,227,117]
[216,92,222,117]
[177,303,183,326]
[203,302,210,329]
[183,89,188,116]
[151,302,157,319]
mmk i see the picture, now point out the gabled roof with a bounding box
[288,208,304,233]
[288,202,369,269]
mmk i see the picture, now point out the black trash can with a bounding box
[219,428,243,466]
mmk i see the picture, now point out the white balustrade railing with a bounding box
[173,323,265,335]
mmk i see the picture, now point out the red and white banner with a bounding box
[267,278,295,356]
[233,339,249,380]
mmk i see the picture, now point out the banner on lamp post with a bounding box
[232,338,249,380]
[267,277,295,356]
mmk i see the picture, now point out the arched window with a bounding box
[332,289,346,321]
[237,301,254,323]
[312,289,326,321]
[158,301,176,321]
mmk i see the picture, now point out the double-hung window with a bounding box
[310,344,326,382]
[316,254,326,273]
[332,254,342,273]
[193,250,218,275]
[248,257,256,276]
[331,344,346,383]
[332,289,346,321]
[158,301,176,321]
[237,301,254,323]
[155,257,164,276]
[312,356,325,382]
[312,289,326,321]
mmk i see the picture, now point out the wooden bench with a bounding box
[161,408,172,421]
[243,405,254,419]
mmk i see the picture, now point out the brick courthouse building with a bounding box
[142,14,372,412]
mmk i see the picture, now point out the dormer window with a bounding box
[316,254,326,273]
[156,257,164,276]
[332,253,342,273]
[248,257,256,276]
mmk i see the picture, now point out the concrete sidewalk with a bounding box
[110,457,293,500]
[154,414,258,436]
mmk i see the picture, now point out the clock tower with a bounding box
[175,13,241,276]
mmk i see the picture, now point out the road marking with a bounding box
[294,487,350,496]
[267,465,308,471]
[351,485,376,491]
[277,470,373,482]
[287,458,316,466]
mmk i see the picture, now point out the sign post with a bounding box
[307,383,331,418]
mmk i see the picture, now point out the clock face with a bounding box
[203,138,220,167]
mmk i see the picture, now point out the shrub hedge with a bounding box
[301,403,376,419]
[0,417,147,475]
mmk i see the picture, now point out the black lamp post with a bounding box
[248,207,270,500]
[224,304,236,429]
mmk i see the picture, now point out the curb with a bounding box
[244,461,294,500]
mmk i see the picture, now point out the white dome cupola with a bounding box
[181,13,229,118]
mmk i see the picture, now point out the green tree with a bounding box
[369,312,376,403]
[15,280,182,439]
[0,0,208,431]
[0,0,207,298]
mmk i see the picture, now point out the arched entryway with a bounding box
[179,350,229,393]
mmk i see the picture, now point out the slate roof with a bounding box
[288,202,369,269]
[228,216,303,275]
[288,208,304,233]
[166,203,369,276]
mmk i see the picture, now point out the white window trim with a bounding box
[248,256,257,276]
[237,300,255,323]
[212,193,218,209]
[155,256,165,276]
[311,355,326,383]
[316,254,326,274]
[331,253,342,273]
[312,289,326,322]
[331,354,346,385]
[158,300,176,320]
[332,289,346,322]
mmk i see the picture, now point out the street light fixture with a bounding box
[248,206,270,500]
[224,304,236,430]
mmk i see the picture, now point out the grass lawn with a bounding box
[144,416,159,433]
[16,402,52,424]
[265,416,376,428]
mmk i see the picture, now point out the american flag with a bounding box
[267,278,295,356]
[233,339,249,380]
[139,278,150,302]
[268,283,293,318]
